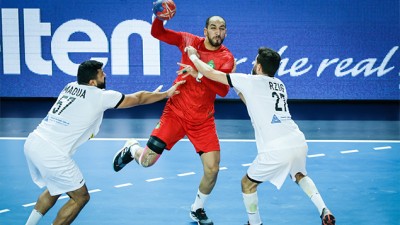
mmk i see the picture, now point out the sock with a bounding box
[298,176,326,215]
[25,209,43,225]
[129,143,141,159]
[243,192,262,225]
[192,190,209,210]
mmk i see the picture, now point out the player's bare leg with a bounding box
[113,137,163,171]
[52,184,90,225]
[25,189,60,225]
[199,151,220,194]
[190,151,220,225]
[133,145,160,167]
[34,189,60,215]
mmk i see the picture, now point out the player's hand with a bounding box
[184,46,199,58]
[176,63,198,79]
[165,80,186,97]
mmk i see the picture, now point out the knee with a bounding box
[241,177,250,193]
[295,172,306,183]
[83,192,90,203]
[76,192,90,207]
[204,164,220,177]
[241,175,258,193]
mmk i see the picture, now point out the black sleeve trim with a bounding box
[114,94,125,109]
[226,73,234,87]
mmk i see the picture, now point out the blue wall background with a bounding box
[1,0,399,100]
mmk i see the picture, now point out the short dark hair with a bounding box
[205,16,226,28]
[77,60,103,84]
[257,47,281,77]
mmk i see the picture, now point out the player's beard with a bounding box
[252,64,257,75]
[207,35,224,47]
[97,78,106,89]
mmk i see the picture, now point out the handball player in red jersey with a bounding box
[112,12,235,225]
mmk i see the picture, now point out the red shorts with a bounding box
[151,107,220,153]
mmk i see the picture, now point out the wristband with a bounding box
[196,72,203,82]
[189,54,199,62]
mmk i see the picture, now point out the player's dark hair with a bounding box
[205,16,226,28]
[257,47,281,77]
[77,60,103,84]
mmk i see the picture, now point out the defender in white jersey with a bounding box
[182,46,335,225]
[24,60,185,225]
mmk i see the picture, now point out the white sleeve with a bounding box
[229,73,252,94]
[101,90,124,110]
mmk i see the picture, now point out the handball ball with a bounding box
[153,0,176,21]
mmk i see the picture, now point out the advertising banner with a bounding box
[1,0,399,100]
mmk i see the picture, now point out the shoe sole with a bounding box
[112,148,125,172]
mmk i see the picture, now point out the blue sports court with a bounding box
[0,116,399,225]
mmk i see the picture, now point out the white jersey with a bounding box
[32,82,123,156]
[229,73,306,153]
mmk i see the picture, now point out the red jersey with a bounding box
[151,19,235,124]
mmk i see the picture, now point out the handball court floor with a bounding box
[0,118,399,225]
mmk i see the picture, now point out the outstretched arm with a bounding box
[117,80,186,108]
[185,46,229,85]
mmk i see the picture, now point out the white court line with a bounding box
[89,189,101,194]
[219,167,228,170]
[114,183,133,188]
[241,163,252,167]
[308,154,325,158]
[59,195,69,200]
[22,202,36,208]
[374,146,392,150]
[177,172,195,177]
[340,150,359,154]
[0,209,10,214]
[146,177,164,182]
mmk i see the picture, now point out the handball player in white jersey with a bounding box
[24,60,185,225]
[182,46,335,225]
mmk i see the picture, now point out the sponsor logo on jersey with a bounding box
[271,114,281,124]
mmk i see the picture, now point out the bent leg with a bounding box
[296,172,327,215]
[26,189,60,225]
[34,189,60,215]
[53,184,90,225]
[134,136,166,167]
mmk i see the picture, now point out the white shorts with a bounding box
[24,133,85,196]
[247,144,308,190]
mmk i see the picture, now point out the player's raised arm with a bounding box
[185,46,229,85]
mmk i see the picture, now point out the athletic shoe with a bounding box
[244,222,263,225]
[190,205,213,225]
[113,139,139,172]
[321,208,336,225]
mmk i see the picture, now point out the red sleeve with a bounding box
[201,77,230,97]
[151,18,182,46]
